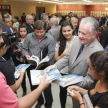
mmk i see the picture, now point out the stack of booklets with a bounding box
[14,64,31,78]
[30,68,62,85]
[53,74,84,87]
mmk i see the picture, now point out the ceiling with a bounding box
[7,0,108,5]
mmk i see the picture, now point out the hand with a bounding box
[19,71,25,78]
[67,86,81,93]
[17,47,22,52]
[69,90,82,102]
[39,76,52,90]
[25,54,30,61]
[45,64,57,72]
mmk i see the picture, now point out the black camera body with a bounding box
[0,32,21,47]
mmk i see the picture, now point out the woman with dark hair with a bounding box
[68,51,108,108]
[13,16,19,31]
[65,15,71,21]
[55,20,77,108]
[13,24,28,96]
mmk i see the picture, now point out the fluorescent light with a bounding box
[82,0,93,2]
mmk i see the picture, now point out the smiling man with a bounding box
[22,20,55,108]
[45,17,104,108]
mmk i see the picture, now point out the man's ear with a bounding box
[92,31,97,39]
[100,71,105,76]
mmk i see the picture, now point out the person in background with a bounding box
[21,13,26,23]
[13,24,28,96]
[48,17,60,42]
[31,13,36,22]
[6,11,12,20]
[70,17,79,36]
[25,14,34,33]
[68,51,108,108]
[65,15,71,21]
[13,16,20,31]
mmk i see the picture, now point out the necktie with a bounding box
[76,44,84,59]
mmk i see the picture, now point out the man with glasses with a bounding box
[45,17,104,108]
[25,14,34,33]
[22,20,55,108]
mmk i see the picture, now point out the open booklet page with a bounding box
[83,94,93,108]
[29,55,50,69]
[14,64,31,78]
[30,68,62,85]
[53,74,83,87]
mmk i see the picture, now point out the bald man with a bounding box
[48,17,60,42]
[71,17,78,36]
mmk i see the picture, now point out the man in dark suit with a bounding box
[42,15,51,32]
[25,14,34,34]
[71,17,79,36]
[100,26,108,49]
[2,16,17,65]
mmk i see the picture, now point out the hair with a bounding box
[58,20,73,55]
[26,14,32,20]
[65,15,71,20]
[90,51,108,107]
[80,17,99,34]
[50,17,58,26]
[34,20,46,30]
[18,24,28,37]
[43,15,48,19]
[3,16,10,22]
[14,16,19,22]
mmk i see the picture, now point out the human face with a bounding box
[49,19,52,27]
[19,28,27,38]
[65,16,70,21]
[71,18,78,29]
[78,23,96,45]
[0,28,4,46]
[26,16,34,24]
[4,18,12,27]
[89,59,100,80]
[43,18,49,23]
[62,26,73,40]
[35,28,46,40]
[13,18,17,23]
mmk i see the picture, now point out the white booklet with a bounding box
[29,55,50,69]
[83,94,93,108]
[30,68,62,85]
[53,74,83,87]
[14,64,31,78]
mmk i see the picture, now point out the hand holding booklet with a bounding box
[53,74,83,87]
[14,64,31,78]
[29,55,50,69]
[30,68,62,85]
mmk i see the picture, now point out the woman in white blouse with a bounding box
[55,20,77,108]
[13,16,19,31]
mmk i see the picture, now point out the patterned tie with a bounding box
[76,44,84,59]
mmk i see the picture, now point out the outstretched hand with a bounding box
[44,64,57,72]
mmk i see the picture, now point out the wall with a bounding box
[0,1,56,19]
[57,5,108,16]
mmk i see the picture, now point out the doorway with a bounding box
[36,7,45,20]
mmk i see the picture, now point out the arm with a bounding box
[18,77,52,108]
[55,47,70,61]
[10,71,25,92]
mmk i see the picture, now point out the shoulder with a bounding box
[26,32,35,38]
[46,33,54,40]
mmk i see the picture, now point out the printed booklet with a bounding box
[14,64,31,78]
[53,74,83,87]
[29,55,50,69]
[30,68,62,85]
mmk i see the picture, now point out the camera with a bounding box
[0,32,21,47]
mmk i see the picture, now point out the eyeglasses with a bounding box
[5,21,12,23]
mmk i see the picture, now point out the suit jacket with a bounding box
[55,37,103,89]
[48,26,60,42]
[100,27,108,49]
[25,22,34,34]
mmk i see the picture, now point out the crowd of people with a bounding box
[0,11,108,108]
